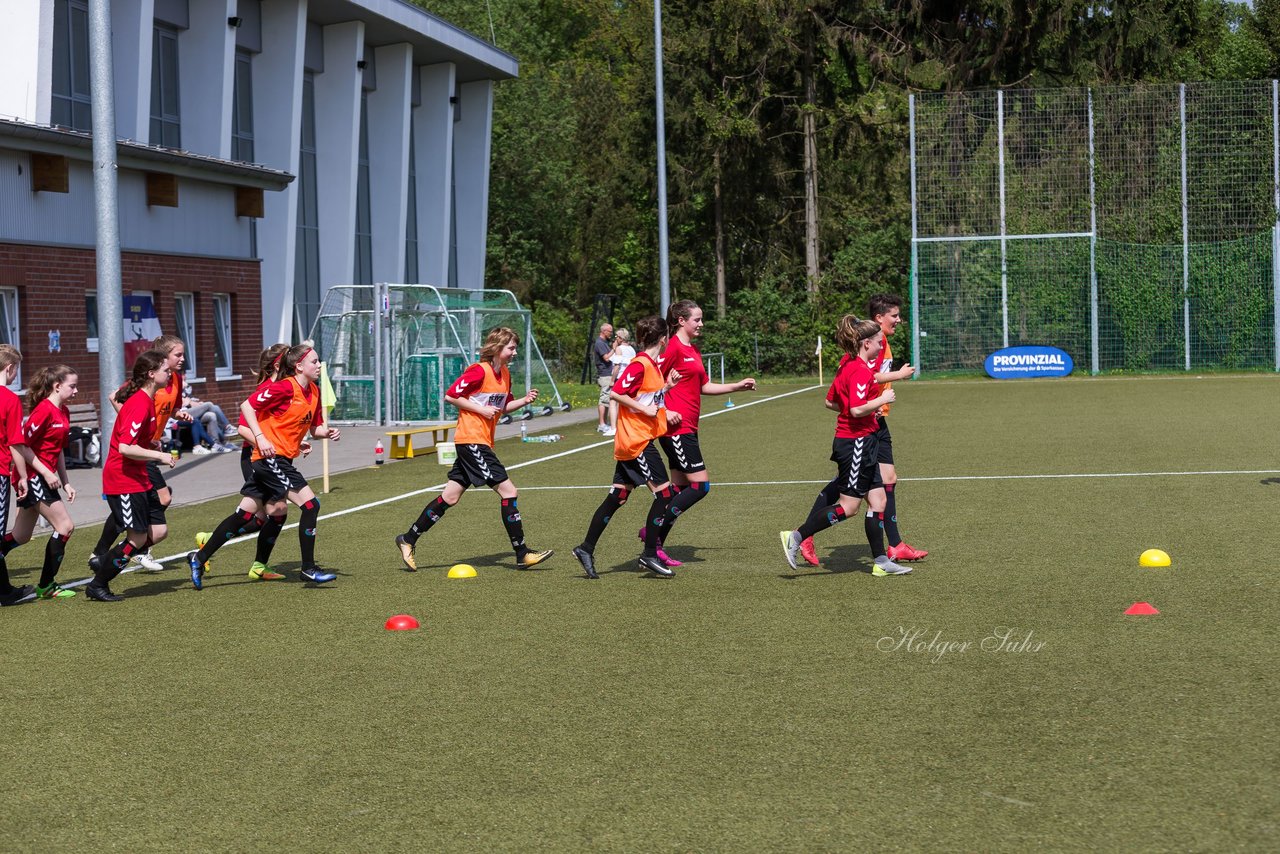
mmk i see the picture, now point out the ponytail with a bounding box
[253,343,290,381]
[115,350,167,404]
[26,364,76,410]
[834,315,881,355]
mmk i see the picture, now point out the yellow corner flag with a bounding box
[319,361,337,411]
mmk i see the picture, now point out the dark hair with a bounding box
[252,343,290,381]
[834,315,881,355]
[479,326,518,363]
[115,350,168,404]
[868,293,904,320]
[279,343,314,379]
[635,315,668,350]
[666,299,700,336]
[26,364,77,410]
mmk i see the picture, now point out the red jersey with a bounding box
[23,398,71,470]
[827,356,879,439]
[448,362,510,447]
[660,336,708,436]
[0,387,25,476]
[114,370,182,442]
[102,390,157,495]
[249,377,324,461]
[611,352,669,460]
[238,377,271,428]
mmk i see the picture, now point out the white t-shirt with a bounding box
[611,344,636,372]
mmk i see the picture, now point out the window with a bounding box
[213,294,233,378]
[150,26,182,148]
[174,293,197,376]
[0,288,20,390]
[85,291,99,353]
[353,92,373,285]
[231,51,255,162]
[52,0,92,131]
[405,123,419,283]
[293,73,321,340]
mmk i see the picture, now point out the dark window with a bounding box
[353,92,373,286]
[231,51,255,162]
[150,26,181,148]
[294,74,321,340]
[405,123,419,283]
[51,0,92,131]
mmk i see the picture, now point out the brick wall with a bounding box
[0,242,263,413]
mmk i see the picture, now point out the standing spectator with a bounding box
[593,322,615,434]
[605,328,635,436]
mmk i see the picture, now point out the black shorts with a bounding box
[16,472,61,509]
[448,444,509,489]
[106,490,166,533]
[242,456,309,503]
[874,418,894,466]
[659,432,706,474]
[147,459,168,491]
[612,443,669,488]
[240,443,254,482]
[0,475,10,537]
[831,435,883,499]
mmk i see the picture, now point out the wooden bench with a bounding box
[386,422,456,459]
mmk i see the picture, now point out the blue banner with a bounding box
[984,346,1074,379]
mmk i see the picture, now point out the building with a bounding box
[0,0,516,407]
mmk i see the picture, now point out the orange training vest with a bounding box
[453,363,510,447]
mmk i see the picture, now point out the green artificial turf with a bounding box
[2,375,1277,851]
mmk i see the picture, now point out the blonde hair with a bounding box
[0,344,22,371]
[614,328,631,343]
[835,315,881,355]
[479,327,518,363]
[152,334,185,356]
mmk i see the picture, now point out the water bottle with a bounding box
[520,421,528,442]
[375,438,385,465]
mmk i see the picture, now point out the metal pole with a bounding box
[88,0,124,437]
[908,94,921,375]
[524,310,532,405]
[373,286,382,425]
[1087,88,1100,375]
[1273,80,1279,372]
[654,0,671,316]
[1180,83,1190,371]
[997,89,1009,348]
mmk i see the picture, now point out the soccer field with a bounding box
[3,375,1277,851]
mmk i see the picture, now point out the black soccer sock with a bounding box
[806,478,843,519]
[653,482,710,551]
[102,540,140,583]
[866,511,887,559]
[38,531,70,587]
[797,503,848,540]
[93,515,121,558]
[883,483,902,546]
[642,488,674,556]
[404,496,450,545]
[255,513,287,565]
[299,498,320,567]
[581,486,629,553]
[500,498,528,557]
[0,532,17,556]
[0,555,11,593]
[199,509,258,563]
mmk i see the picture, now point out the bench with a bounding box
[66,402,101,468]
[386,422,456,459]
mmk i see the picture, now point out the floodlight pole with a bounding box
[654,0,671,316]
[89,0,124,438]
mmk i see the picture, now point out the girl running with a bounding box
[572,315,685,580]
[189,344,292,582]
[86,350,177,602]
[1,365,80,599]
[0,346,34,607]
[779,316,911,577]
[395,327,553,571]
[640,299,755,566]
[192,344,340,588]
[90,334,188,573]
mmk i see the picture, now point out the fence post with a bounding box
[1088,88,1099,376]
[997,89,1009,349]
[1179,83,1190,371]
[1273,80,1279,372]
[908,93,921,376]
[373,284,383,426]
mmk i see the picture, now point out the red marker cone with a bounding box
[384,614,420,631]
[1124,602,1160,616]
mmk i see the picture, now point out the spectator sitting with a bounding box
[181,386,237,453]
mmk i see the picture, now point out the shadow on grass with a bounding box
[121,560,350,597]
[416,551,558,573]
[779,543,883,579]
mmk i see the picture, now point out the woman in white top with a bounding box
[605,328,636,436]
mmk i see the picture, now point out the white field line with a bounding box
[61,385,823,587]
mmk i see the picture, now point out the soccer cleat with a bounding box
[194,532,215,573]
[518,549,554,569]
[779,530,801,570]
[133,550,165,572]
[394,534,417,571]
[871,558,913,577]
[655,548,682,568]
[300,565,337,584]
[87,554,103,575]
[84,582,124,602]
[247,562,285,581]
[35,582,76,599]
[0,584,36,606]
[799,537,820,567]
[887,542,928,562]
[572,546,599,580]
[187,551,206,590]
[638,554,675,578]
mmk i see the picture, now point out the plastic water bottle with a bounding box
[520,422,528,442]
[375,438,385,465]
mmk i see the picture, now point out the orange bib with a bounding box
[614,354,668,460]
[453,363,509,447]
[253,377,320,461]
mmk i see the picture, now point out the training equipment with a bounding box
[1124,601,1160,615]
[887,542,929,561]
[384,614,420,631]
[1139,549,1171,567]
[447,564,477,579]
[572,547,598,579]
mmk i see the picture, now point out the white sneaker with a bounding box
[601,427,616,437]
[215,443,236,453]
[134,550,165,572]
[222,425,239,438]
[192,445,213,455]
[596,424,608,434]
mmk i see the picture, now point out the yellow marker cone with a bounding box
[447,564,477,579]
[1139,549,1171,567]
